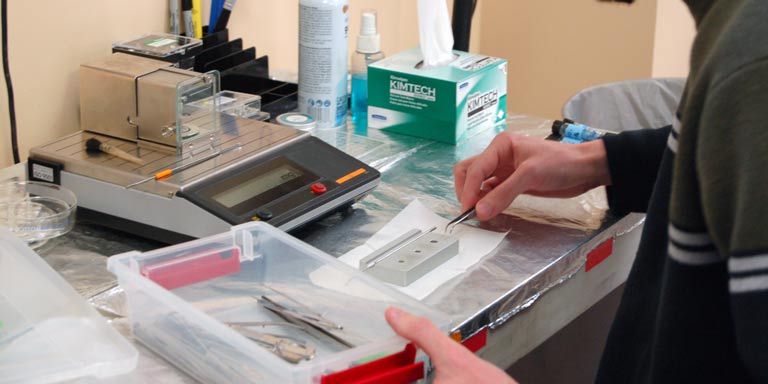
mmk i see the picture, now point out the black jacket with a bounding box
[596,1,768,382]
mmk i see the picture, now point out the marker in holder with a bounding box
[551,119,613,143]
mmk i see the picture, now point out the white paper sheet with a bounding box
[310,199,508,300]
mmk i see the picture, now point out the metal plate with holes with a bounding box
[361,232,459,286]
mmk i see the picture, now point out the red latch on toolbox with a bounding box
[586,238,614,272]
[321,343,424,384]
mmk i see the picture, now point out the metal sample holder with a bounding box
[360,227,460,286]
[28,53,380,242]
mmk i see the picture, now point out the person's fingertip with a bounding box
[385,307,404,322]
[476,200,493,220]
[386,307,416,335]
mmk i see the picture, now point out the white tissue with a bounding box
[309,199,508,301]
[417,0,455,68]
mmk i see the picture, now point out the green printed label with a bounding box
[390,76,437,101]
[352,351,390,366]
[145,38,177,48]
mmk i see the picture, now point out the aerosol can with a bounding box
[298,0,349,128]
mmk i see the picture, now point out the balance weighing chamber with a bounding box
[27,53,380,243]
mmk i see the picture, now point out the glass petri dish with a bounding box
[0,181,77,248]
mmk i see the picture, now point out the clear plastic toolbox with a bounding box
[0,230,138,383]
[107,222,451,383]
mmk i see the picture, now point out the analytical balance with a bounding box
[28,53,380,242]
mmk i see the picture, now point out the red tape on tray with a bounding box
[586,238,614,272]
[140,247,241,290]
[462,327,488,353]
[321,343,424,384]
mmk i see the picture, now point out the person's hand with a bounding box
[454,132,611,220]
[385,307,518,384]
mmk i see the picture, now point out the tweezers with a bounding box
[256,295,355,348]
[229,324,315,363]
[258,296,342,331]
[445,206,476,233]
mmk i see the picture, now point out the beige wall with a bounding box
[478,0,658,119]
[477,0,695,119]
[652,0,695,77]
[0,0,691,168]
[0,1,167,168]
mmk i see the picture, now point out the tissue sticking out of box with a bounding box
[417,0,456,68]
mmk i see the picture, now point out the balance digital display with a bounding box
[211,164,305,209]
[178,135,380,234]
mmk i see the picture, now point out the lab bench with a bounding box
[0,114,644,382]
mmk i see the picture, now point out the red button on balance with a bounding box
[310,182,327,194]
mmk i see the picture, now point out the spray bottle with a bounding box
[350,9,385,124]
[298,0,349,128]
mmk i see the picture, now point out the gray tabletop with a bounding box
[1,114,644,382]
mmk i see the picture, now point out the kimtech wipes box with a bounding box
[367,48,507,144]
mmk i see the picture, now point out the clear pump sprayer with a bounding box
[351,9,385,124]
